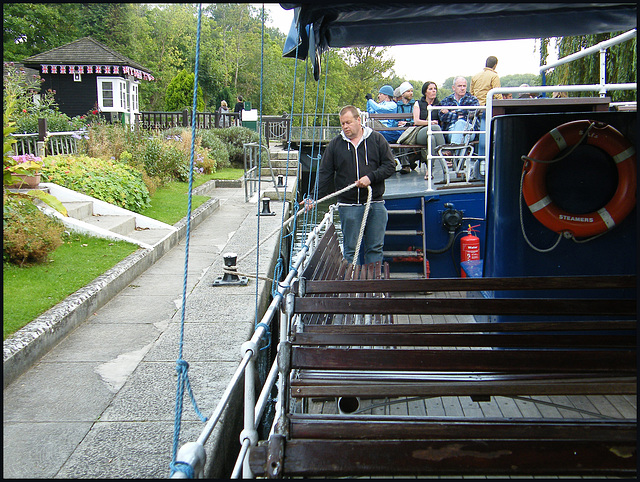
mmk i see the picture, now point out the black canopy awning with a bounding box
[281,2,637,79]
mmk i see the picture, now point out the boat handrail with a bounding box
[540,29,636,75]
[171,208,337,478]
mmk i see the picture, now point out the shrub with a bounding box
[42,155,151,213]
[82,123,143,161]
[209,126,263,167]
[3,194,64,265]
[139,136,190,182]
[197,129,230,169]
[165,70,205,111]
[164,129,208,173]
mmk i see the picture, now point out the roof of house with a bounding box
[21,37,152,74]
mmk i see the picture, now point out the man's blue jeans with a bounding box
[338,202,388,265]
[447,118,468,144]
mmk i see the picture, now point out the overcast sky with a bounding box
[258,3,554,85]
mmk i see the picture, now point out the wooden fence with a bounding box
[135,110,292,147]
[135,109,240,130]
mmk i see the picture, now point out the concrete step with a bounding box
[63,201,93,219]
[265,158,299,169]
[79,214,137,236]
[259,167,298,177]
[42,183,180,250]
[269,148,299,160]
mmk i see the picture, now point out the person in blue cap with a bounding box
[366,85,400,144]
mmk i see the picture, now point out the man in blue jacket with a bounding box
[304,105,396,265]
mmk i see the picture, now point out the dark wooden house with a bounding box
[21,37,154,124]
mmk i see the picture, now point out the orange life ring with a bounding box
[522,120,636,238]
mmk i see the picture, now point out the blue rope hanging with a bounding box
[170,4,207,478]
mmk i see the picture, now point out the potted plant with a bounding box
[5,153,44,189]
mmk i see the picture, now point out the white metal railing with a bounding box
[540,29,636,96]
[421,28,638,192]
[47,130,85,156]
[484,82,637,180]
[171,208,336,479]
[423,104,486,191]
[10,130,85,157]
[242,142,281,202]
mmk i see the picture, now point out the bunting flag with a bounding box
[40,64,155,81]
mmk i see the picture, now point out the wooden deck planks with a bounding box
[258,228,636,478]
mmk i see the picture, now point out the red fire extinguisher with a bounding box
[460,224,480,278]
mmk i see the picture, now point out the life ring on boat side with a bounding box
[522,120,636,238]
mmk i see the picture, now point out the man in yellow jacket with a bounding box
[470,56,503,158]
[471,56,503,106]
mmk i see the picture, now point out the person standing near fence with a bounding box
[470,56,502,156]
[219,100,230,127]
[233,95,244,125]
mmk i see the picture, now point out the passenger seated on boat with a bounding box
[439,76,480,144]
[302,105,396,265]
[412,81,447,179]
[366,85,402,143]
[395,82,419,172]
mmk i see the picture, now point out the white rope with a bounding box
[352,185,373,265]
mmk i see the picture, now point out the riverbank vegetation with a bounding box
[4,3,634,114]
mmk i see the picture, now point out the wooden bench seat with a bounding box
[296,222,392,326]
[249,222,636,477]
[367,113,424,154]
[290,275,636,400]
[250,416,636,477]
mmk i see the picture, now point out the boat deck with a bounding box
[249,224,636,478]
[301,292,636,423]
[383,165,485,200]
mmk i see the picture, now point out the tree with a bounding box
[500,74,541,87]
[165,70,204,111]
[341,47,395,107]
[3,3,82,60]
[541,33,636,102]
[77,4,137,53]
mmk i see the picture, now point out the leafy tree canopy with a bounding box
[4,3,634,112]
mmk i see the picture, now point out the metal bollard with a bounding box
[212,253,249,286]
[258,197,276,216]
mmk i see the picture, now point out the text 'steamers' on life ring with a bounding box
[522,120,636,238]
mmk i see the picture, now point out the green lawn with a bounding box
[3,169,244,339]
[3,233,139,339]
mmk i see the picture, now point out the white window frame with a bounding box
[97,76,127,112]
[131,83,139,113]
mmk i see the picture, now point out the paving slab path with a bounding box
[3,185,287,478]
